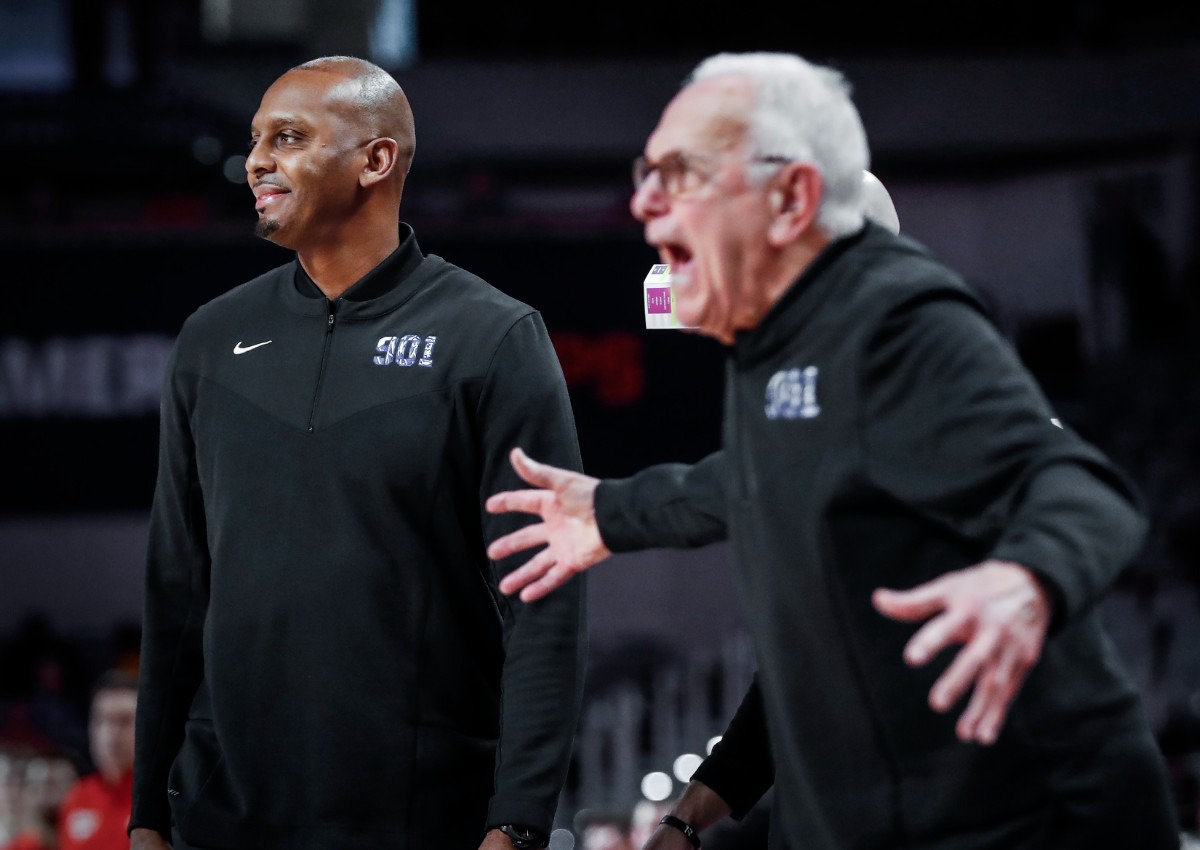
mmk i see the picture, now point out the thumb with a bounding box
[510,447,568,491]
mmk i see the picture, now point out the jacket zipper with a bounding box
[307,304,336,432]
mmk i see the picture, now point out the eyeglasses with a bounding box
[632,151,794,197]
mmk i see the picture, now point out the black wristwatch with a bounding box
[496,823,549,849]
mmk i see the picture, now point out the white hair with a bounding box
[687,52,870,237]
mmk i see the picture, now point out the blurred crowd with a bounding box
[0,618,139,850]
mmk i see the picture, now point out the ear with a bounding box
[360,137,400,188]
[766,162,823,247]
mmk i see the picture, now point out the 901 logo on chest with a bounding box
[374,335,437,367]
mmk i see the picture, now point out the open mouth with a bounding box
[660,242,693,274]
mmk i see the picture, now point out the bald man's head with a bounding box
[247,56,418,248]
[287,56,416,176]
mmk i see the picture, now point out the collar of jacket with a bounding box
[733,221,890,366]
[285,222,428,319]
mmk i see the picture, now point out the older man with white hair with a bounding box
[486,52,1179,849]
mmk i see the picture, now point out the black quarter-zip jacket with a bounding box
[131,226,587,850]
[595,223,1175,848]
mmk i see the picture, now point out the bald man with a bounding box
[130,57,586,850]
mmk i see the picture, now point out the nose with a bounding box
[245,137,274,179]
[630,174,669,223]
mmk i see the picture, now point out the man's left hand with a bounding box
[872,560,1051,745]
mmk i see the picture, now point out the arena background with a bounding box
[2,1,1199,845]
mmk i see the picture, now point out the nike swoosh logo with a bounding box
[233,340,273,354]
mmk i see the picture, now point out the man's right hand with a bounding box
[130,827,172,850]
[640,781,732,850]
[486,447,612,602]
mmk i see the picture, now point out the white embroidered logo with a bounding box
[233,340,272,354]
[374,335,437,367]
[765,366,821,420]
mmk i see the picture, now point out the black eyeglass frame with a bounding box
[632,151,794,196]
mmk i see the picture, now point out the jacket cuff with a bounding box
[127,813,171,840]
[486,794,555,838]
[593,478,640,553]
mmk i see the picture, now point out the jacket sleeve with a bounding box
[478,312,588,835]
[593,451,729,552]
[690,674,775,820]
[129,341,209,838]
[860,294,1147,623]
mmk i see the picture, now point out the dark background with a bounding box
[2,0,1200,842]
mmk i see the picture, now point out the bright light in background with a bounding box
[201,0,232,42]
[672,753,703,783]
[706,735,722,754]
[640,771,673,802]
[369,0,419,69]
[223,155,247,184]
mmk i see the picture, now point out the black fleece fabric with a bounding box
[131,226,587,850]
[596,224,1177,849]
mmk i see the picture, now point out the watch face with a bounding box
[500,824,547,849]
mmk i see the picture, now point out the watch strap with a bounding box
[659,814,701,849]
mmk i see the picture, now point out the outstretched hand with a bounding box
[486,448,612,601]
[872,560,1051,745]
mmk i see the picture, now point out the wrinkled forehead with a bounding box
[646,75,756,157]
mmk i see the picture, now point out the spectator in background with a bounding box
[0,617,88,774]
[0,755,77,850]
[103,628,141,683]
[25,660,86,776]
[57,672,136,850]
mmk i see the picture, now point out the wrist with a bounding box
[668,780,730,830]
[659,814,701,849]
[494,823,548,849]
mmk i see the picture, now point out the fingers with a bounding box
[926,625,996,712]
[902,603,975,666]
[924,621,1040,745]
[497,552,578,603]
[486,522,549,561]
[954,641,1025,745]
[517,562,579,603]
[509,447,572,491]
[872,577,952,623]
[497,547,558,596]
[485,488,551,517]
[878,561,1050,747]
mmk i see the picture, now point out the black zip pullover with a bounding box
[131,226,586,850]
[596,224,1176,849]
